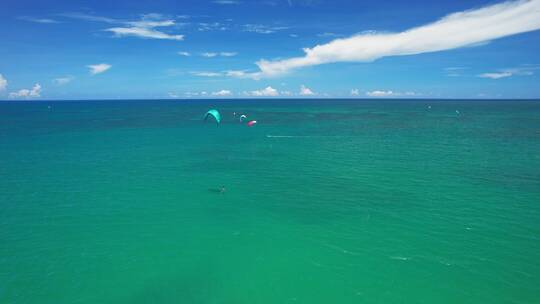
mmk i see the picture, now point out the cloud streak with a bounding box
[190,70,250,78]
[191,71,222,77]
[478,72,513,79]
[243,24,288,34]
[213,0,240,4]
[201,52,217,57]
[18,16,60,24]
[87,63,111,75]
[253,0,540,77]
[106,26,184,40]
[197,22,228,31]
[53,76,74,85]
[106,16,184,40]
[366,90,418,97]
[59,12,117,23]
[62,12,184,40]
[200,52,238,58]
[220,52,238,57]
[478,65,539,79]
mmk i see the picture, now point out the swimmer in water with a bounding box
[220,186,226,194]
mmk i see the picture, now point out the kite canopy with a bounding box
[247,120,257,127]
[204,109,221,124]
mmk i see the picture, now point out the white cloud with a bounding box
[366,90,394,97]
[127,19,174,28]
[59,12,118,23]
[191,71,223,77]
[87,63,111,75]
[250,86,279,96]
[0,74,7,91]
[478,72,513,79]
[366,90,419,97]
[226,70,247,77]
[223,70,253,78]
[505,66,538,75]
[299,84,315,95]
[201,52,218,57]
[105,14,185,40]
[9,83,41,99]
[252,0,540,77]
[63,12,185,40]
[350,89,359,96]
[184,92,197,97]
[53,76,73,85]
[198,22,228,31]
[190,70,250,78]
[106,26,184,40]
[184,91,210,97]
[478,65,539,79]
[243,24,288,34]
[18,16,60,24]
[200,52,237,57]
[213,0,240,4]
[212,89,233,96]
[31,83,42,97]
[178,51,191,56]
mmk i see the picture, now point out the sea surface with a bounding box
[1,99,539,303]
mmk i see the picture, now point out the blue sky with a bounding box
[1,0,540,99]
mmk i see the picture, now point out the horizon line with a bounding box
[2,97,540,102]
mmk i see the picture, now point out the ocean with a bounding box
[1,99,539,303]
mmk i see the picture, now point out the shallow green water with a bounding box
[1,99,539,303]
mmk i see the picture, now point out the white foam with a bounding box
[390,256,410,261]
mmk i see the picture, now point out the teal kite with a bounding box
[204,109,221,124]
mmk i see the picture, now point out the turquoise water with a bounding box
[1,99,539,303]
